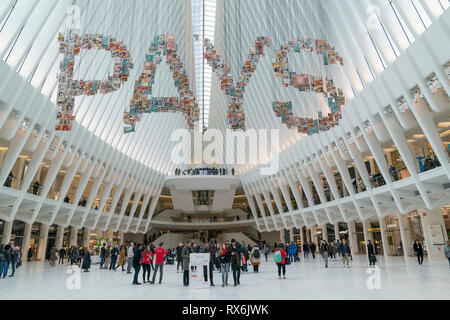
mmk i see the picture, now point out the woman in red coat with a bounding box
[274,243,287,279]
[140,246,153,283]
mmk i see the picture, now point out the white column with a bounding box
[420,208,448,259]
[348,221,359,254]
[118,231,124,246]
[397,213,412,261]
[1,221,13,244]
[299,227,304,247]
[83,228,90,248]
[362,219,371,246]
[69,227,78,247]
[305,227,311,243]
[379,217,390,258]
[311,227,317,250]
[55,226,64,249]
[322,225,328,242]
[280,229,285,243]
[37,224,49,261]
[289,228,294,242]
[21,223,32,264]
[334,222,340,241]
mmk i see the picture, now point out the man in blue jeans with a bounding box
[99,243,106,269]
[132,243,144,285]
[288,242,297,262]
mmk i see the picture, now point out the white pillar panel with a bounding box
[37,224,49,261]
[1,221,13,244]
[20,222,32,264]
[419,208,448,258]
[348,221,359,255]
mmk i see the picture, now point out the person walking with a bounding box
[250,245,261,272]
[116,245,126,271]
[81,248,91,272]
[444,241,450,268]
[288,242,297,262]
[182,240,192,286]
[103,245,111,269]
[9,246,21,277]
[132,243,144,285]
[27,246,33,262]
[99,243,106,269]
[367,240,377,267]
[176,242,183,273]
[110,245,119,271]
[230,240,241,286]
[49,246,58,267]
[219,243,230,287]
[320,240,329,268]
[342,239,351,268]
[310,242,316,259]
[150,242,166,284]
[303,242,309,259]
[263,244,270,262]
[0,245,8,278]
[413,240,424,266]
[274,243,287,279]
[141,245,153,283]
[58,247,66,265]
[126,243,134,274]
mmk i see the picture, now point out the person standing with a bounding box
[320,240,329,268]
[367,240,377,267]
[230,240,241,286]
[219,244,230,286]
[176,242,183,273]
[110,245,119,271]
[58,247,66,265]
[250,245,261,272]
[0,245,8,278]
[263,244,270,262]
[103,245,111,269]
[182,240,192,286]
[132,243,143,285]
[310,242,316,259]
[9,246,21,277]
[274,243,287,279]
[444,241,450,268]
[150,242,166,284]
[81,248,91,272]
[141,246,153,283]
[116,245,126,271]
[204,243,215,286]
[342,239,351,268]
[126,243,134,274]
[413,240,424,266]
[27,246,33,261]
[303,242,309,259]
[288,242,297,263]
[49,246,58,267]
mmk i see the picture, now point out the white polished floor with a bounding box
[0,254,449,300]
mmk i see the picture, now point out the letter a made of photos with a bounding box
[123,34,200,134]
[56,33,134,131]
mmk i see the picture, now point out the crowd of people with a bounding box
[174,167,235,176]
[0,244,22,278]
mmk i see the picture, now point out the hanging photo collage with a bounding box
[204,36,272,130]
[56,33,134,131]
[123,33,200,134]
[272,38,345,135]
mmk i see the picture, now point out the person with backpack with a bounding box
[274,243,287,279]
[250,245,261,272]
[263,244,270,261]
[0,245,8,278]
[140,245,153,283]
[310,242,316,259]
[230,240,241,286]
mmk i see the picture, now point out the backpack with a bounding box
[274,250,282,263]
[253,249,260,258]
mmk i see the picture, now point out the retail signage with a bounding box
[368,228,380,232]
[56,34,345,136]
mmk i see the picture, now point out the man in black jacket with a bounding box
[310,242,316,259]
[204,243,215,286]
[59,247,66,265]
[176,242,183,273]
[303,243,309,259]
[132,243,143,285]
[182,241,192,286]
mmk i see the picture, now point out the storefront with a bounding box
[10,220,25,248]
